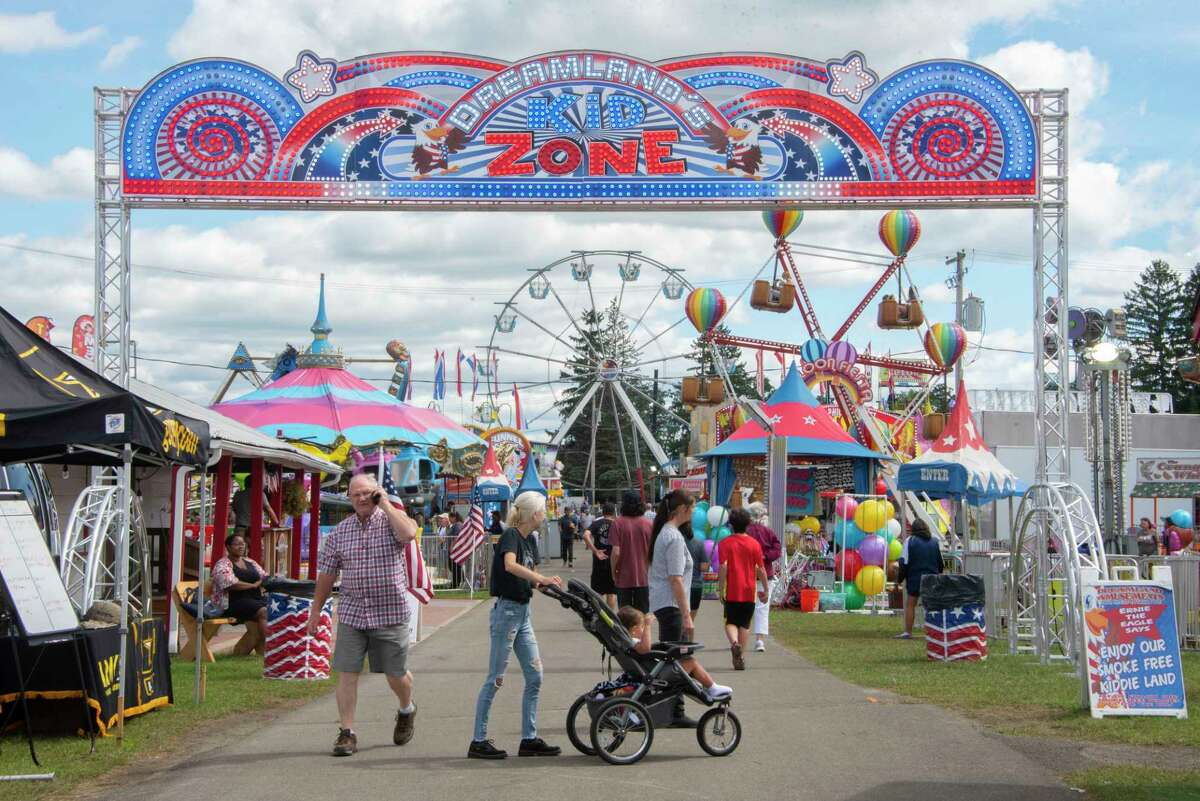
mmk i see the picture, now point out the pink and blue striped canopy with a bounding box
[212,367,482,449]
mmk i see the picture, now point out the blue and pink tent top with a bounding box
[212,277,481,451]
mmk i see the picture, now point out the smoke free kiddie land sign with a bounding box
[121,49,1038,206]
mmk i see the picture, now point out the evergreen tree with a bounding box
[1173,263,1200,412]
[681,324,773,400]
[1124,260,1189,403]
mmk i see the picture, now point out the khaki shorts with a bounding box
[333,621,410,676]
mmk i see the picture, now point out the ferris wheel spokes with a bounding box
[610,381,672,468]
[607,384,633,485]
[483,344,590,372]
[548,380,604,447]
[504,303,591,356]
[620,377,692,428]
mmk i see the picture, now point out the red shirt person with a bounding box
[717,507,769,671]
[609,493,653,613]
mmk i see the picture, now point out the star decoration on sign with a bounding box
[802,415,817,426]
[825,52,878,104]
[769,415,783,425]
[286,50,337,104]
[942,434,956,446]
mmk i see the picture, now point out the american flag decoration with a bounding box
[755,348,765,397]
[450,501,487,565]
[924,604,988,662]
[264,593,332,680]
[382,462,434,604]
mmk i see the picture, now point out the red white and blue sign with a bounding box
[121,50,1037,207]
[1083,580,1188,719]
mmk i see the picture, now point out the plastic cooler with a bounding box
[263,584,333,680]
[920,574,987,662]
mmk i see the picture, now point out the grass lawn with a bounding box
[0,656,331,801]
[430,588,488,601]
[770,611,1199,748]
[1066,766,1200,801]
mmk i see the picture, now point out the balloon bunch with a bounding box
[690,500,734,565]
[832,496,901,610]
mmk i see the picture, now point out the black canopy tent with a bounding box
[0,303,210,737]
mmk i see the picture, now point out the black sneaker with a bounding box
[468,739,508,760]
[518,737,562,757]
[394,704,417,746]
[668,714,699,729]
[332,728,357,757]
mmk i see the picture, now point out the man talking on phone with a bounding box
[308,473,419,757]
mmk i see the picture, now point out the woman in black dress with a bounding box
[212,533,270,649]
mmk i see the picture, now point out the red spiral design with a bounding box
[158,94,276,180]
[882,95,1002,182]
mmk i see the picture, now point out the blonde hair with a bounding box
[505,491,546,529]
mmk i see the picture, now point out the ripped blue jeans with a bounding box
[473,598,542,742]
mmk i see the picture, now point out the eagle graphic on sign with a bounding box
[411,119,469,179]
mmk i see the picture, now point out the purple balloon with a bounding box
[856,534,887,567]
[826,340,858,366]
[704,540,718,565]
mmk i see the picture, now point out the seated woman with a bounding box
[211,533,269,649]
[617,607,731,701]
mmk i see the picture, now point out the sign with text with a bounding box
[1082,580,1187,719]
[0,494,78,639]
[669,476,707,496]
[1137,458,1200,486]
[121,50,1038,208]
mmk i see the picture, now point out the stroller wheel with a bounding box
[567,694,596,756]
[589,697,653,765]
[696,706,741,757]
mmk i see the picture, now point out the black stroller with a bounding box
[541,579,741,764]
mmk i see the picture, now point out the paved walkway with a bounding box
[114,558,1076,801]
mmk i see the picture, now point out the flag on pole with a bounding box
[405,358,414,401]
[467,353,479,400]
[774,350,786,383]
[755,349,765,397]
[450,502,487,565]
[382,465,432,604]
[433,350,446,401]
[513,383,522,429]
[456,349,463,397]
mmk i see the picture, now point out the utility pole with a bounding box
[946,249,968,542]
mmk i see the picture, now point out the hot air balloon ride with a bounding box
[751,210,803,313]
[682,287,729,405]
[924,322,968,371]
[876,210,925,330]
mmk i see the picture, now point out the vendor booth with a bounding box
[702,365,886,508]
[0,303,210,739]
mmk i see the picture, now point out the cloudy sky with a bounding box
[2,0,1198,430]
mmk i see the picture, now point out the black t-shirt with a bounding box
[588,518,613,554]
[490,526,537,603]
[559,514,577,540]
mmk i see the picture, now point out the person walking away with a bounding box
[745,502,782,652]
[307,474,419,757]
[468,491,563,759]
[894,519,942,639]
[447,511,465,587]
[610,492,652,612]
[718,508,768,670]
[583,501,617,609]
[648,489,701,727]
[558,505,577,568]
[683,520,708,621]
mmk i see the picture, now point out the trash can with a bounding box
[263,589,333,680]
[920,574,987,662]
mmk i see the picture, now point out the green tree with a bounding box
[1124,260,1190,405]
[681,323,773,400]
[1173,263,1200,412]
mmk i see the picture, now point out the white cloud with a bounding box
[101,35,143,69]
[168,0,1058,74]
[0,11,103,54]
[0,147,93,200]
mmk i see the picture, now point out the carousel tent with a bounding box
[897,381,1024,505]
[212,277,482,451]
[702,364,886,502]
[476,443,512,502]
[513,458,548,498]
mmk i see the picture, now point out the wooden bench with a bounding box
[172,581,262,662]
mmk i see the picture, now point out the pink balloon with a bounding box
[857,534,888,567]
[835,495,859,521]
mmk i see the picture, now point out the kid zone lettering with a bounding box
[483,96,687,177]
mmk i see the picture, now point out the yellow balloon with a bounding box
[882,500,896,521]
[888,538,902,561]
[855,565,885,595]
[854,500,887,533]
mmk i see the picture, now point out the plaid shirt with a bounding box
[317,508,410,629]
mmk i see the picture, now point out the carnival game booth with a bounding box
[0,303,210,738]
[702,365,887,510]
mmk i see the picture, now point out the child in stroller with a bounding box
[542,578,742,764]
[617,607,731,701]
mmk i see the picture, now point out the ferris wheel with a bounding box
[484,251,694,492]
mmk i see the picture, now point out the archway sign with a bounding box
[96,49,1069,496]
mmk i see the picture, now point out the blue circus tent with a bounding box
[897,381,1025,505]
[514,459,547,497]
[701,364,887,505]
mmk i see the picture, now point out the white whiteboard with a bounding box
[0,495,79,637]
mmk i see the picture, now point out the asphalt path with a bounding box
[108,556,1076,801]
